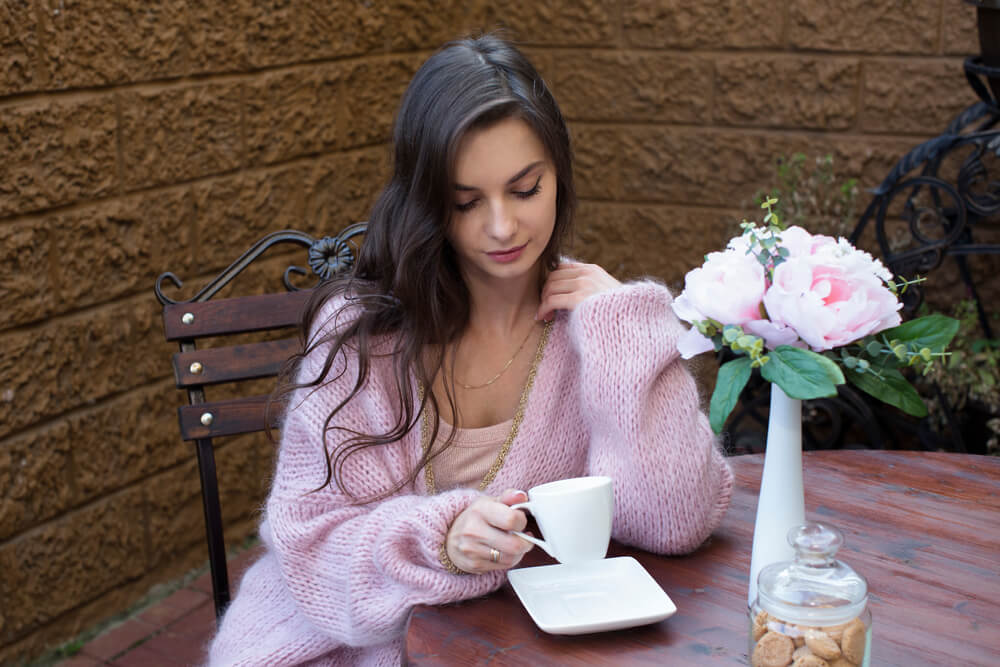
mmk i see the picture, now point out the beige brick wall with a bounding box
[0,0,982,661]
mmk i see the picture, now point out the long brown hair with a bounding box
[276,34,576,501]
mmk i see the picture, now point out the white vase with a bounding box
[748,384,806,607]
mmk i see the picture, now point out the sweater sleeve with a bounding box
[263,302,505,648]
[567,280,733,555]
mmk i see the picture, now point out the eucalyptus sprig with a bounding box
[886,275,926,297]
[739,198,790,278]
[841,334,950,378]
[832,315,958,419]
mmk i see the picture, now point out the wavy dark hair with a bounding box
[276,34,576,501]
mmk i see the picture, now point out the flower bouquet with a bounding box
[672,198,959,434]
[672,198,960,606]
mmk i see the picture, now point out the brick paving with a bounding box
[56,547,263,667]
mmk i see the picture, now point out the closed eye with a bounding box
[454,176,543,213]
[514,176,542,199]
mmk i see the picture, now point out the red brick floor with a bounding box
[57,546,264,666]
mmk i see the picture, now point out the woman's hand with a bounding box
[445,489,533,574]
[538,261,622,322]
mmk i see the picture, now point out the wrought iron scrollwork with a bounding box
[848,77,1000,337]
[964,55,1000,110]
[155,223,367,305]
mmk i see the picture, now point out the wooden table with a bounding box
[406,451,1000,666]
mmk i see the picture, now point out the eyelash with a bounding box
[517,178,543,199]
[454,177,542,213]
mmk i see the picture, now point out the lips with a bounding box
[487,243,527,263]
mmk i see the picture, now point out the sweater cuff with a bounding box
[438,543,470,575]
[415,488,483,574]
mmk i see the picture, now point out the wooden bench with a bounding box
[154,225,365,620]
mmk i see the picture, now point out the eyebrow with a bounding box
[454,161,545,191]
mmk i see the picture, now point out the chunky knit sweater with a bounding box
[207,281,733,666]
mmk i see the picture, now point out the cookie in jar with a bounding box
[749,522,872,667]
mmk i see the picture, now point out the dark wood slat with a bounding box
[173,338,300,388]
[178,395,282,440]
[163,290,314,341]
[407,451,1000,666]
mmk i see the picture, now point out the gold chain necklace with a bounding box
[420,319,552,494]
[455,321,538,390]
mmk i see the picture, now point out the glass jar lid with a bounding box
[756,522,868,626]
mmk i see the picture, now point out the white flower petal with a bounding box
[677,327,715,359]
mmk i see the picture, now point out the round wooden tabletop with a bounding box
[406,451,1000,666]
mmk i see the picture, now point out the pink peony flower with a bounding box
[672,248,766,325]
[813,238,894,283]
[763,253,902,351]
[777,226,837,258]
[672,248,767,359]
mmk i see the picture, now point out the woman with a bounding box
[208,34,732,666]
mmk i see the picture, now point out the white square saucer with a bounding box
[507,556,677,635]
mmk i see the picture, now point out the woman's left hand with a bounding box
[537,261,622,322]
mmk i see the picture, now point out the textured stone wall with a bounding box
[0,0,982,662]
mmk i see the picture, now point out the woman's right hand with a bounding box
[445,489,533,573]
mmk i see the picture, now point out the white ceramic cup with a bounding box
[510,475,613,565]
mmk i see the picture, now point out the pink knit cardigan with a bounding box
[207,281,733,666]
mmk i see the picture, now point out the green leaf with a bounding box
[709,357,753,434]
[844,367,928,417]
[972,338,1000,353]
[880,315,959,351]
[760,346,845,399]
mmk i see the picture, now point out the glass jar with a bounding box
[748,522,872,667]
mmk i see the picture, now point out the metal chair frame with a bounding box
[155,224,365,620]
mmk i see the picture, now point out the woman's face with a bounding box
[447,116,557,288]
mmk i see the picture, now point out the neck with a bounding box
[463,266,542,337]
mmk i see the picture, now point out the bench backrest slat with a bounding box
[172,338,300,388]
[178,395,279,441]
[163,290,314,341]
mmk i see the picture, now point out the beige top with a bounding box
[430,417,513,491]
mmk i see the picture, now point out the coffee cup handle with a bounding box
[509,501,555,559]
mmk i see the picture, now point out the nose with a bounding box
[486,200,517,242]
